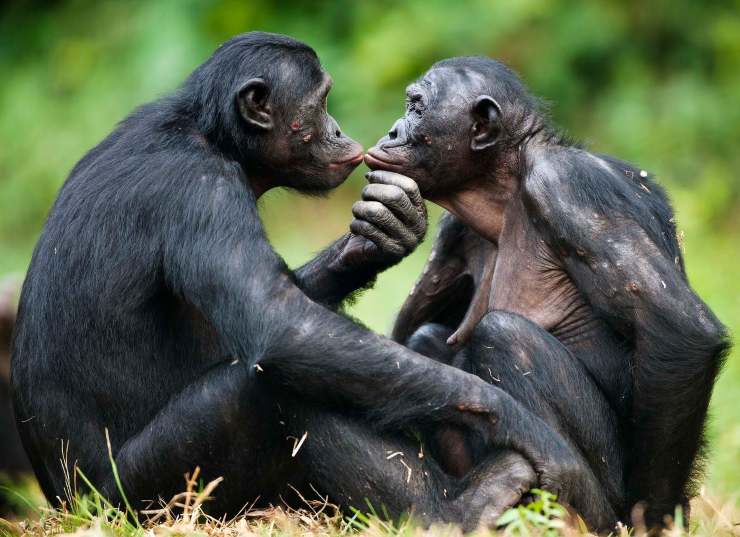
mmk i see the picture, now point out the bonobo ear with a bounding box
[237,78,273,131]
[470,95,502,151]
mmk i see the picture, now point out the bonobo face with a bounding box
[237,59,363,194]
[365,66,503,197]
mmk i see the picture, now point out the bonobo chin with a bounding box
[370,56,728,532]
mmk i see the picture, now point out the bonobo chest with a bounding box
[489,199,594,342]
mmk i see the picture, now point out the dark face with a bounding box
[237,60,363,193]
[365,66,503,197]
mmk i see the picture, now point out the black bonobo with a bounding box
[366,57,729,531]
[13,34,555,529]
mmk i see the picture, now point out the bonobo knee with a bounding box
[470,311,537,348]
[406,323,456,364]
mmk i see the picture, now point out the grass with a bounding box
[1,469,738,537]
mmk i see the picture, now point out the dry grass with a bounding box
[1,470,737,537]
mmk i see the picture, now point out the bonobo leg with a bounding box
[94,361,300,514]
[288,407,535,531]
[466,312,625,517]
[84,358,530,528]
[407,323,494,478]
[407,315,624,531]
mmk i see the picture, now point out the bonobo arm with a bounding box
[524,146,729,526]
[294,171,427,309]
[392,212,496,344]
[290,233,384,309]
[162,169,489,429]
[161,169,589,501]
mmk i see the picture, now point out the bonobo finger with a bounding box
[329,234,381,271]
[352,201,418,250]
[365,171,424,210]
[349,219,406,257]
[361,183,418,228]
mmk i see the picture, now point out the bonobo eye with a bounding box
[406,93,426,116]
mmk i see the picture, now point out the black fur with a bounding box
[377,56,729,530]
[11,34,544,528]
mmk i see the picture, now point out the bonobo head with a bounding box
[365,57,544,199]
[185,32,363,196]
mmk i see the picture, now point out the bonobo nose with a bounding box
[388,119,406,140]
[381,119,407,149]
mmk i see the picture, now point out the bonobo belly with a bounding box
[488,257,632,409]
[489,209,631,404]
[432,212,632,478]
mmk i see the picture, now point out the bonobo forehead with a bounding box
[271,56,329,109]
[412,65,490,107]
[415,57,534,111]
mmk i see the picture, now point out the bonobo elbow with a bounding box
[683,314,731,366]
[259,273,326,345]
[704,321,731,362]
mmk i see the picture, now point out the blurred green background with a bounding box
[0,0,738,502]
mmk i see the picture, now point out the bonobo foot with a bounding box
[453,450,536,531]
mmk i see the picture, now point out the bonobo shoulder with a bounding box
[521,143,680,261]
[521,144,570,220]
[521,144,598,241]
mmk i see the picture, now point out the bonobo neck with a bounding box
[429,151,521,244]
[238,156,276,199]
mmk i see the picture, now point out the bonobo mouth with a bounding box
[364,147,406,172]
[331,151,365,168]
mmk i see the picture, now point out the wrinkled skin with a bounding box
[367,57,728,532]
[365,66,525,199]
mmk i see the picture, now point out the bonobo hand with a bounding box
[332,171,427,269]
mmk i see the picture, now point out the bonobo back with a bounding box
[11,98,242,500]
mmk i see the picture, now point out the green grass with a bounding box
[2,472,738,537]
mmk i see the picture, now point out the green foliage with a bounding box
[0,0,738,501]
[495,490,568,536]
[0,470,142,537]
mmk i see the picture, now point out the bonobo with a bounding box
[14,34,558,529]
[366,56,729,530]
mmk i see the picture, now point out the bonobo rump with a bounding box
[13,34,542,529]
[367,56,729,531]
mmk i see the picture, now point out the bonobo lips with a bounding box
[330,151,365,168]
[364,146,405,172]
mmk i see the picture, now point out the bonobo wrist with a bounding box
[328,234,398,273]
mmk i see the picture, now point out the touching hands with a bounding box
[335,170,427,269]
